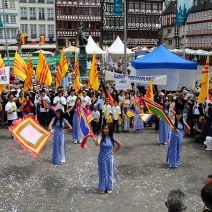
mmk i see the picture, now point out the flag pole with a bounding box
[2,5,9,66]
[124,0,127,74]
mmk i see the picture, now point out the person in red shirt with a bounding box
[22,94,34,116]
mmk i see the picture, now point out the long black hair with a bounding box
[101,123,115,146]
[74,97,82,108]
[174,110,184,130]
[163,100,170,110]
[53,109,64,128]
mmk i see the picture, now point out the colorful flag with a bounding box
[88,53,99,91]
[56,49,68,88]
[145,80,153,100]
[142,98,176,130]
[78,108,94,148]
[22,34,27,45]
[36,51,52,86]
[113,0,122,16]
[0,54,6,94]
[9,115,51,157]
[43,98,57,112]
[139,114,153,124]
[13,52,27,81]
[0,18,3,28]
[126,109,135,118]
[39,36,45,44]
[176,0,193,26]
[101,81,114,106]
[198,56,210,104]
[73,57,80,93]
[24,57,34,91]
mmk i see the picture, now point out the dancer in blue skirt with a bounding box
[49,109,72,165]
[94,123,122,194]
[159,100,174,145]
[166,111,190,168]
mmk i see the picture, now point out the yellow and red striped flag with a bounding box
[56,49,68,88]
[13,52,27,81]
[73,57,80,93]
[36,51,52,86]
[88,53,99,91]
[145,80,153,100]
[198,56,210,103]
[24,56,34,91]
[0,53,6,94]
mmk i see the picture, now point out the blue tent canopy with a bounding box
[131,45,197,70]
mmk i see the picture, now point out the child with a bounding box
[112,100,121,133]
[91,105,100,135]
[134,107,144,133]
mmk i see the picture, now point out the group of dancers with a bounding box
[48,97,190,194]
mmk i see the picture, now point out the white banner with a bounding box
[0,67,10,84]
[105,71,167,85]
[115,78,131,90]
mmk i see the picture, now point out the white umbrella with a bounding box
[34,50,54,56]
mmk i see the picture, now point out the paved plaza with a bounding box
[0,127,211,212]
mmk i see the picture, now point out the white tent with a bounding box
[34,50,54,56]
[64,45,79,53]
[107,36,133,54]
[86,35,105,54]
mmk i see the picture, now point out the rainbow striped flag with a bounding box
[142,98,176,130]
[43,99,57,113]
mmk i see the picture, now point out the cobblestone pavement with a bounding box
[0,127,211,212]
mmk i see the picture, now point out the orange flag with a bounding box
[73,57,80,93]
[0,54,6,94]
[56,49,68,88]
[24,57,34,91]
[36,51,52,86]
[198,56,210,103]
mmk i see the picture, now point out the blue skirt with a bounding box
[159,119,171,144]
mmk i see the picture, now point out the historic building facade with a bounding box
[56,0,101,48]
[55,0,164,48]
[186,0,212,50]
[161,0,212,50]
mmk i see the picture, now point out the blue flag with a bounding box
[0,18,3,28]
[113,0,122,16]
[176,0,193,26]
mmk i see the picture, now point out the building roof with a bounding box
[191,0,212,12]
[163,0,176,15]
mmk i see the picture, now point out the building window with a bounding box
[48,25,54,36]
[10,1,15,9]
[141,2,145,10]
[5,15,9,23]
[153,2,158,10]
[19,0,27,2]
[168,40,172,45]
[10,15,16,23]
[38,8,45,20]
[167,29,171,34]
[29,8,36,20]
[39,24,46,36]
[11,29,17,39]
[28,0,36,3]
[46,0,54,3]
[47,8,54,20]
[175,26,179,36]
[2,0,9,8]
[129,2,134,9]
[0,29,3,39]
[21,24,28,33]
[146,2,151,10]
[20,8,28,20]
[38,0,45,3]
[175,37,179,48]
[30,25,37,37]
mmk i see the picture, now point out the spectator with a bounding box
[201,185,212,212]
[165,189,187,212]
[53,89,66,112]
[205,175,212,186]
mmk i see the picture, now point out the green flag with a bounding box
[0,18,3,27]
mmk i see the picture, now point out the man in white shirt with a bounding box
[102,98,112,125]
[81,90,91,108]
[5,94,18,126]
[112,100,121,133]
[66,89,77,125]
[91,105,100,135]
[53,90,66,112]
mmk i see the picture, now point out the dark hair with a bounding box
[74,97,81,108]
[53,109,64,128]
[101,123,114,146]
[174,111,184,130]
[163,100,170,110]
[208,175,212,178]
[201,185,212,209]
